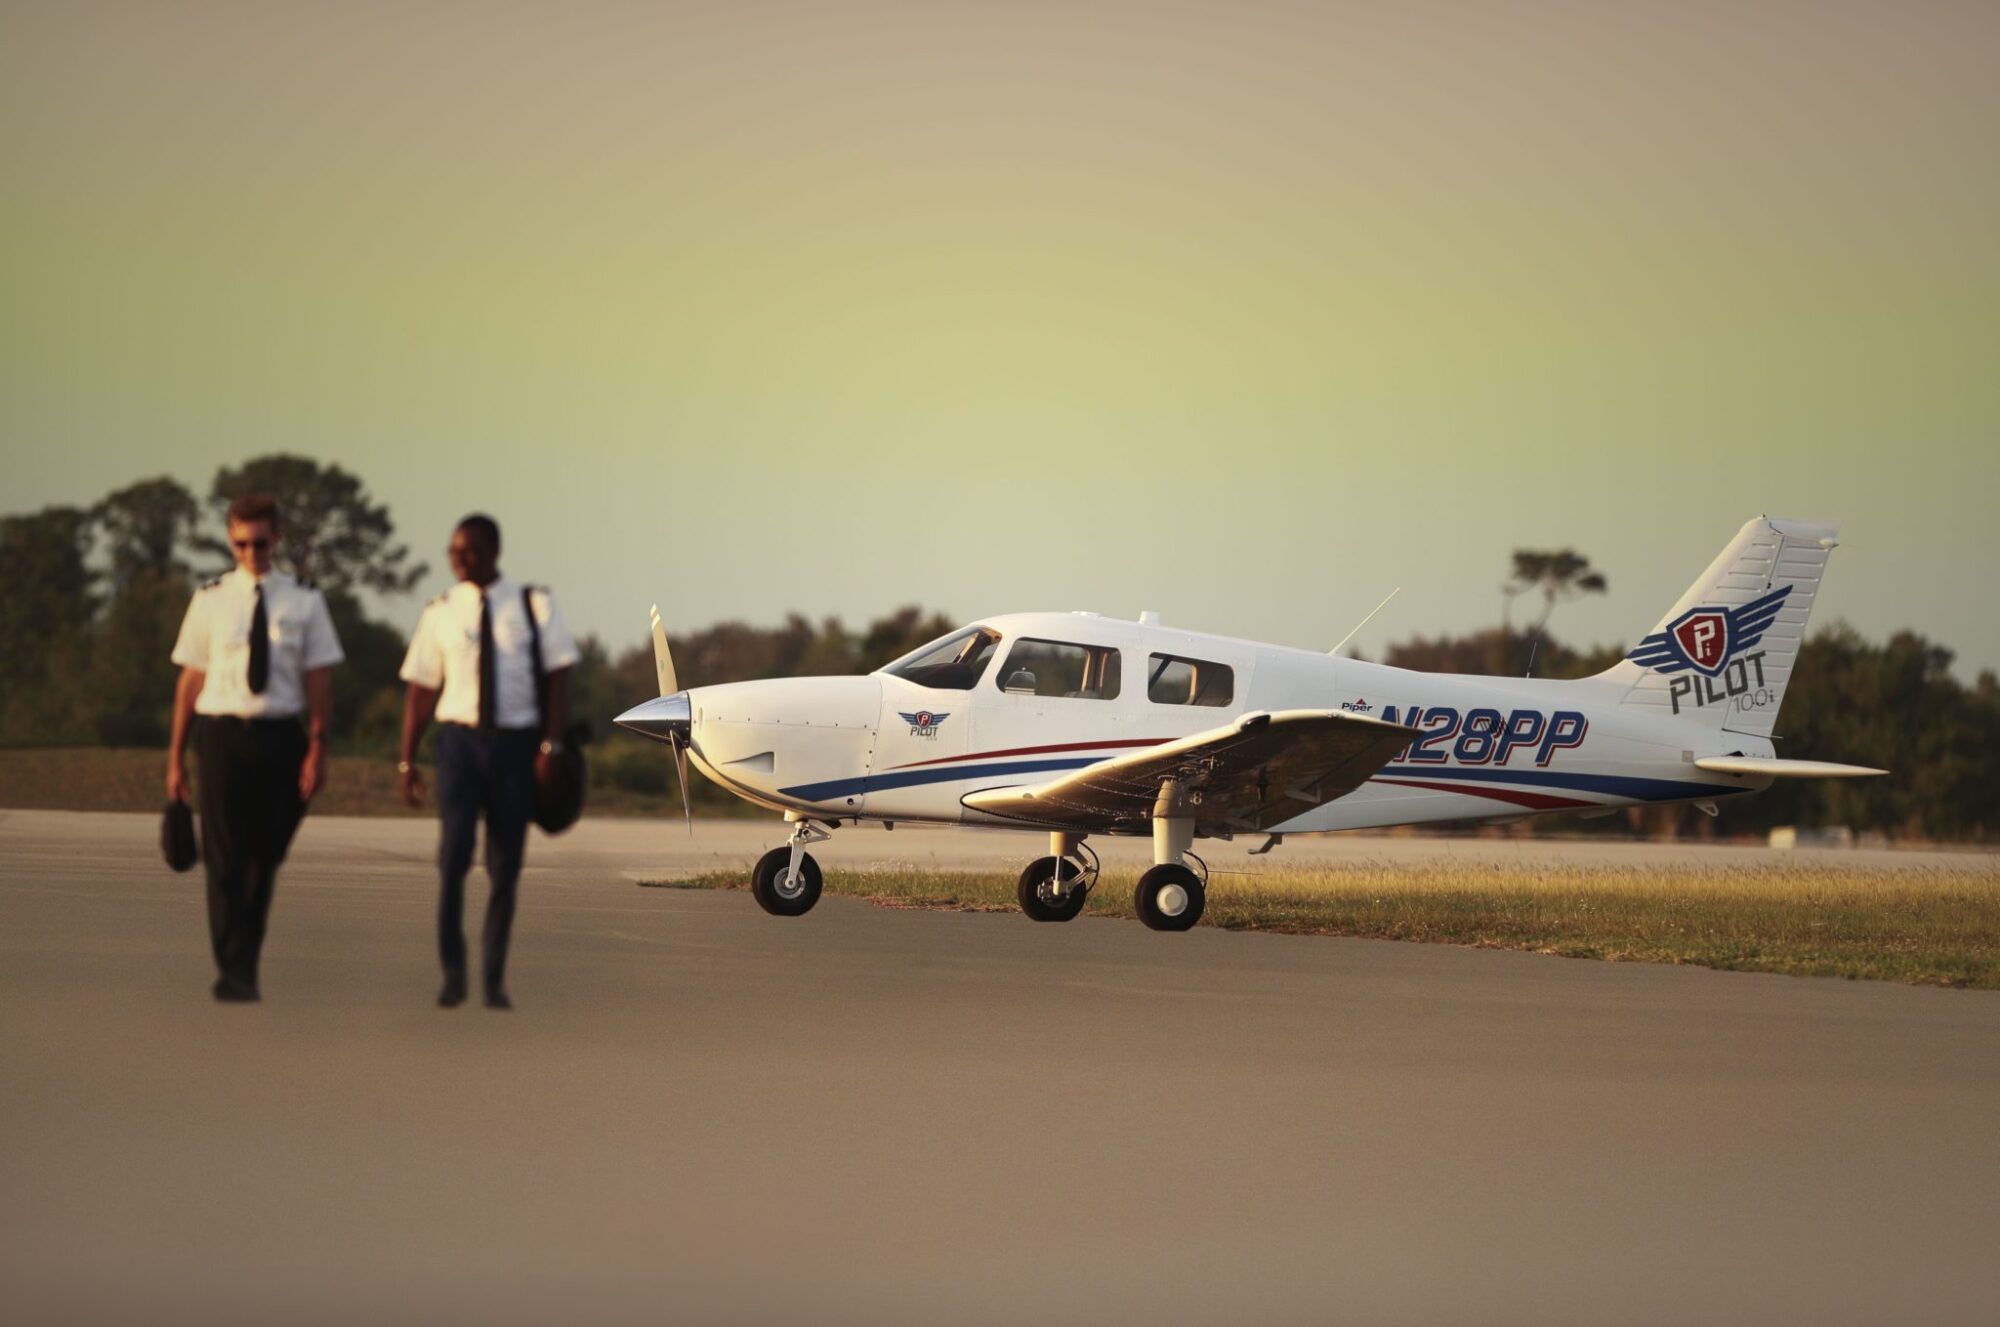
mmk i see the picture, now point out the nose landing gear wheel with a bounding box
[1017,856,1089,922]
[752,846,823,916]
[1135,862,1204,931]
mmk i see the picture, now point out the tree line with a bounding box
[3,458,1994,839]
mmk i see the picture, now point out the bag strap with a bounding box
[522,585,549,727]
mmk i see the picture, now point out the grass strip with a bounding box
[648,863,2000,990]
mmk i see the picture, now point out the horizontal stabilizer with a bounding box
[1693,756,1886,779]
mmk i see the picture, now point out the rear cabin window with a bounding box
[994,638,1122,700]
[1147,653,1233,706]
[882,626,1001,690]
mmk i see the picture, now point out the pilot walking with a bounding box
[166,494,344,1003]
[397,515,576,1010]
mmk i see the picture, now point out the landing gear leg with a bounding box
[752,816,830,916]
[1017,832,1099,922]
[1135,814,1205,931]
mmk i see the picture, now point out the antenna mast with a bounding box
[1329,588,1400,657]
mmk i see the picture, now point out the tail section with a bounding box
[1597,516,1838,736]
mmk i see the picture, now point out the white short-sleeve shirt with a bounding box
[171,568,346,718]
[399,577,581,729]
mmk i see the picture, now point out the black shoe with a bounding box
[213,977,260,1003]
[484,989,512,1011]
[438,976,467,1008]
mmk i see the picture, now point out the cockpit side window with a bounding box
[994,638,1122,700]
[1146,653,1233,707]
[882,626,1001,691]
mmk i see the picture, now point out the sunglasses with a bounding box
[231,538,272,552]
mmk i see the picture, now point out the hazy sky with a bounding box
[5,2,1996,673]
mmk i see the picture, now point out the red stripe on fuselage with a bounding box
[1368,776,1594,811]
[887,737,1170,771]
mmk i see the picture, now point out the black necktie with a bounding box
[477,591,496,733]
[248,583,269,695]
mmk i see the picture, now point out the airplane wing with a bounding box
[961,709,1421,835]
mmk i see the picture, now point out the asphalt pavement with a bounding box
[3,810,1996,1326]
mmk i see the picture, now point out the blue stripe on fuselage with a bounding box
[779,756,1105,803]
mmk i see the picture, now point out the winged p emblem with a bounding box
[898,710,950,738]
[1623,586,1791,679]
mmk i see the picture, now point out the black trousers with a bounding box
[434,724,537,993]
[195,716,306,988]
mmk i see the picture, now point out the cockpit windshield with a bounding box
[881,625,1002,691]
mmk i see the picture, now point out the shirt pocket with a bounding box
[268,608,307,657]
[494,605,534,657]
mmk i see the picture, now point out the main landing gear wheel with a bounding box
[1017,856,1088,923]
[1134,863,1204,932]
[751,846,823,917]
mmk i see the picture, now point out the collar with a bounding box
[451,575,514,603]
[231,567,288,590]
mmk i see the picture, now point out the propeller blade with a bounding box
[644,606,691,835]
[649,605,678,697]
[673,740,693,836]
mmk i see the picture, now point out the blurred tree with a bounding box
[0,507,99,744]
[1386,627,1623,681]
[201,454,426,595]
[1752,625,1993,840]
[1500,549,1607,674]
[857,606,957,670]
[93,477,201,595]
[85,479,204,742]
[88,573,190,745]
[322,591,410,754]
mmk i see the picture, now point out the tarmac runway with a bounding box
[3,810,1997,1325]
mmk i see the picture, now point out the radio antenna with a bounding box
[1329,588,1400,657]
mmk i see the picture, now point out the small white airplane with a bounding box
[616,517,1884,930]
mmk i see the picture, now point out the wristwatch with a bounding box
[396,760,412,774]
[539,739,564,756]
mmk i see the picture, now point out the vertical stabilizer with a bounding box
[1597,517,1837,736]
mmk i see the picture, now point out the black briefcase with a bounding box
[523,590,589,834]
[161,801,199,872]
[532,741,586,835]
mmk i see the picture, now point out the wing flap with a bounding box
[962,709,1420,834]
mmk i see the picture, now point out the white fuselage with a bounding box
[678,611,1775,838]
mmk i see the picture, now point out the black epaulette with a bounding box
[201,575,226,591]
[297,575,316,590]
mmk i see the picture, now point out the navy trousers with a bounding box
[195,717,306,989]
[434,724,538,994]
